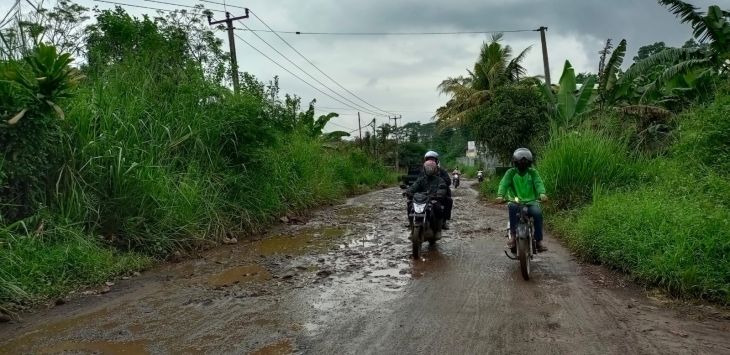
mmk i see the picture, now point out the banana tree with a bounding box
[542,60,595,129]
[622,1,729,98]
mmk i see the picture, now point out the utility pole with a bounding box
[371,118,377,159]
[357,112,363,150]
[208,10,250,93]
[538,26,551,86]
[389,115,402,171]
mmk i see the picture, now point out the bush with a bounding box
[537,130,636,208]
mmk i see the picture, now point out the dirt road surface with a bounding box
[1,181,729,354]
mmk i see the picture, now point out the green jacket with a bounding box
[408,174,447,197]
[497,167,546,204]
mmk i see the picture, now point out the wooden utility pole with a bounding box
[538,26,551,86]
[357,112,363,150]
[208,10,250,93]
[371,118,377,158]
[389,115,402,171]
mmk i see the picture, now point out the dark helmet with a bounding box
[512,148,533,169]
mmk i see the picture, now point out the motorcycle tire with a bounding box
[518,237,531,280]
[411,226,422,259]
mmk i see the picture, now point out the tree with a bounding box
[476,85,548,162]
[542,60,595,128]
[634,41,667,61]
[435,33,534,127]
[575,72,598,85]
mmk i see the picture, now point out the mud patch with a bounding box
[207,264,271,287]
[253,228,346,256]
[249,338,293,355]
[39,339,149,354]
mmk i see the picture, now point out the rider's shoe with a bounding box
[536,241,548,252]
[442,221,450,230]
[507,238,516,250]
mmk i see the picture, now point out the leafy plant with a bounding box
[542,60,595,129]
[2,43,83,124]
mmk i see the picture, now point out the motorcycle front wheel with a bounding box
[411,226,422,259]
[518,237,531,280]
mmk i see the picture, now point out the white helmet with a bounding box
[424,150,439,162]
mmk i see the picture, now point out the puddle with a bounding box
[249,339,293,355]
[253,228,345,256]
[39,339,149,354]
[207,264,271,287]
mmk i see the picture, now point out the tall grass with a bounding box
[537,130,636,208]
[1,55,393,308]
[550,95,730,304]
[554,174,730,303]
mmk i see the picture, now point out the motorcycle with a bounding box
[503,198,539,280]
[452,173,460,188]
[477,171,484,183]
[406,192,444,259]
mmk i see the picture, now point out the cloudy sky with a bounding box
[1,0,718,132]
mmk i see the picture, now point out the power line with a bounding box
[197,0,246,10]
[143,0,224,12]
[249,9,395,116]
[236,28,538,36]
[234,32,388,117]
[93,0,219,13]
[235,19,385,117]
[93,0,172,12]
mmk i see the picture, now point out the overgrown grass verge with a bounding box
[552,172,730,303]
[0,222,151,309]
[547,96,730,304]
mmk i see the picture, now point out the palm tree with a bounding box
[435,33,533,127]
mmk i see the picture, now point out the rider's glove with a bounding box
[539,194,548,202]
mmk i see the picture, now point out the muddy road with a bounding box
[1,181,729,354]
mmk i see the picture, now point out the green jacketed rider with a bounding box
[496,148,549,252]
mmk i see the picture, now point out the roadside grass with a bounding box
[548,96,730,304]
[0,223,151,308]
[0,58,393,310]
[537,129,638,209]
[553,168,730,303]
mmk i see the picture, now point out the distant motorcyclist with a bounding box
[451,167,461,189]
[496,148,548,252]
[421,151,453,229]
[477,169,484,183]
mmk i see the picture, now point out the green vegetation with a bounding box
[441,0,730,304]
[0,4,393,309]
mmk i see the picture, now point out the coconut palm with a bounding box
[435,33,534,127]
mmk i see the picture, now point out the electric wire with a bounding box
[233,32,388,117]
[143,0,224,12]
[249,9,395,116]
[235,18,385,117]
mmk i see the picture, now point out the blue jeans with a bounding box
[508,203,544,241]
